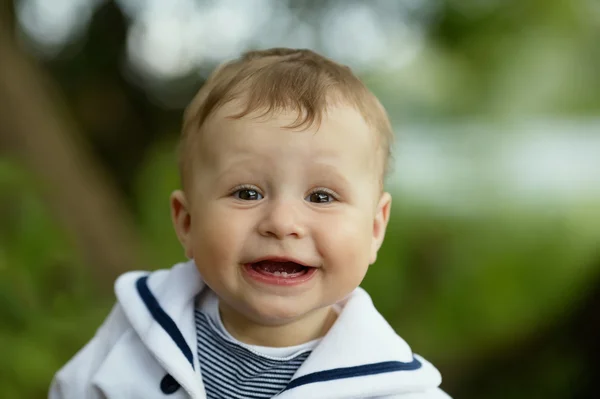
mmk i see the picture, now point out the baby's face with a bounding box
[172,101,391,326]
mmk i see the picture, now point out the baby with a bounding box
[50,48,450,398]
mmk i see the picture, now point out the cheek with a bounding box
[190,206,247,264]
[316,210,373,272]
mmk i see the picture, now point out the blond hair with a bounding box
[179,48,393,190]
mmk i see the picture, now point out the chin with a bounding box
[245,295,315,325]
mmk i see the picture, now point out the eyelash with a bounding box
[307,187,338,202]
[231,185,263,200]
[231,184,259,193]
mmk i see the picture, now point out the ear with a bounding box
[170,190,194,259]
[370,192,392,264]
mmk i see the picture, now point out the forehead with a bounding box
[198,101,378,168]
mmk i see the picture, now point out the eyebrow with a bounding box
[215,160,353,184]
[307,162,353,187]
[215,160,263,182]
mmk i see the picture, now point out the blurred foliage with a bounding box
[0,159,112,398]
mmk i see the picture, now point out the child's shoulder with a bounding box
[50,261,206,398]
[114,260,202,301]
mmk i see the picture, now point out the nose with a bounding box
[257,199,306,239]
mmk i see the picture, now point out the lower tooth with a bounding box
[274,271,281,276]
[281,272,288,277]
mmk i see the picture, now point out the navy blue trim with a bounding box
[283,358,422,391]
[136,276,195,369]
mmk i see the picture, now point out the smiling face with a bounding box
[171,101,391,331]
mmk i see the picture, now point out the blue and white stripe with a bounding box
[195,310,311,399]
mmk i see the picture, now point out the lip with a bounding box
[248,256,316,268]
[242,256,318,287]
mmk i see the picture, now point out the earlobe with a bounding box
[170,190,194,259]
[370,192,392,264]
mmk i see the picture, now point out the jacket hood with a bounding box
[114,260,445,399]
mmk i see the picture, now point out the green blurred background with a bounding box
[1,0,599,398]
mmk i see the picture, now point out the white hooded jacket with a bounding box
[49,261,451,399]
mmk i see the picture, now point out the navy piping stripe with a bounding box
[283,358,422,391]
[135,276,195,369]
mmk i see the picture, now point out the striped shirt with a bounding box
[194,292,318,398]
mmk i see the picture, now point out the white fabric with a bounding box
[49,260,451,399]
[197,289,321,358]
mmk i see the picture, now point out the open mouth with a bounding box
[250,260,310,278]
[243,259,317,286]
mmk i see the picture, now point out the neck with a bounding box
[218,303,338,347]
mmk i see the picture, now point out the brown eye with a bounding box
[307,191,334,203]
[235,189,263,201]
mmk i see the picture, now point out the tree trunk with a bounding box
[0,7,144,291]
